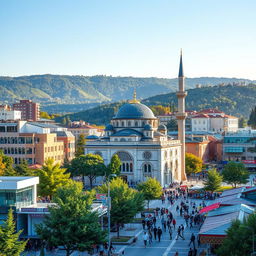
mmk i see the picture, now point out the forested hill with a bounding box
[0,74,254,107]
[55,84,256,125]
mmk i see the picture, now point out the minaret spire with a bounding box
[178,49,184,77]
[129,88,140,104]
[176,50,187,181]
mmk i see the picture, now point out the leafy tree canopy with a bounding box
[137,177,162,208]
[107,154,121,176]
[248,106,256,129]
[0,208,27,256]
[75,134,86,157]
[36,158,71,198]
[222,161,249,188]
[185,153,203,175]
[97,177,144,237]
[70,154,107,188]
[203,168,222,192]
[36,181,106,256]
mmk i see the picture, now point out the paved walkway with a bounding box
[114,198,208,256]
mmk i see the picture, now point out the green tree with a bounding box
[185,153,203,175]
[238,117,247,128]
[70,154,106,189]
[0,150,15,176]
[97,177,144,237]
[37,158,71,198]
[40,111,52,119]
[222,161,249,188]
[108,154,121,176]
[217,213,256,256]
[36,181,106,256]
[75,134,86,157]
[14,159,34,176]
[0,208,27,256]
[150,105,171,116]
[248,106,256,129]
[203,169,222,192]
[137,177,162,209]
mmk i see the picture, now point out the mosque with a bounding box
[85,52,187,186]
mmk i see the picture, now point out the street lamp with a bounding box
[106,173,116,256]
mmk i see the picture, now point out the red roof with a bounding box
[192,114,209,118]
[199,203,220,214]
[199,108,224,114]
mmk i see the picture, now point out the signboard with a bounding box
[243,160,256,164]
[96,193,107,206]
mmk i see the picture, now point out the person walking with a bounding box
[172,218,176,230]
[176,226,185,240]
[189,233,196,249]
[188,247,193,256]
[148,230,153,245]
[169,228,173,240]
[167,219,171,231]
[143,232,149,248]
[181,224,185,237]
[163,220,167,232]
[153,226,157,240]
[157,227,162,242]
[142,219,146,230]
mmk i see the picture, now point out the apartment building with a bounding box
[0,121,75,165]
[0,104,21,121]
[13,100,40,121]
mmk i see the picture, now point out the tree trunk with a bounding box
[148,200,150,210]
[89,176,93,189]
[117,223,120,238]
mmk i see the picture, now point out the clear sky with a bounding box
[1,0,256,79]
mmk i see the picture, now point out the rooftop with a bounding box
[0,176,39,190]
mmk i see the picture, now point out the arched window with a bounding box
[116,151,133,173]
[121,121,125,127]
[143,163,152,178]
[128,121,131,127]
[135,121,138,127]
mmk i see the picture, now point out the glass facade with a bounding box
[0,186,33,208]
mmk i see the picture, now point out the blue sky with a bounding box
[1,0,256,79]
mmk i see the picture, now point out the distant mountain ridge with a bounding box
[0,75,254,112]
[55,84,256,125]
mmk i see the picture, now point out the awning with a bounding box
[199,203,220,214]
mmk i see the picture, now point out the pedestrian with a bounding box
[172,218,176,230]
[148,230,153,245]
[153,216,156,227]
[153,226,157,240]
[176,226,185,240]
[197,235,201,247]
[188,248,193,256]
[193,248,197,256]
[143,232,148,248]
[163,220,167,232]
[181,224,184,237]
[167,219,171,230]
[189,233,196,249]
[169,228,172,240]
[157,227,162,242]
[174,251,179,256]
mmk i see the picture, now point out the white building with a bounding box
[0,108,21,121]
[85,95,182,187]
[191,109,238,133]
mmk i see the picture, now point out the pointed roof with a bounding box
[178,49,184,77]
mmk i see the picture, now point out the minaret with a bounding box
[176,50,187,181]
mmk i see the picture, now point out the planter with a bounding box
[111,236,135,245]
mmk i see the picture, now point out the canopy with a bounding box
[199,203,220,214]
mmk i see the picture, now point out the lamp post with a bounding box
[106,173,116,256]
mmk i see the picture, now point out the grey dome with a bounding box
[114,103,156,120]
[158,124,167,130]
[144,124,153,131]
[105,124,114,131]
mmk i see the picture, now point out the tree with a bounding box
[40,111,52,120]
[217,213,256,256]
[185,153,203,175]
[97,177,144,237]
[14,159,34,176]
[36,181,106,256]
[248,106,256,129]
[203,169,222,192]
[0,208,27,256]
[150,105,171,116]
[70,154,106,189]
[222,161,249,188]
[238,117,247,128]
[36,158,71,198]
[137,177,162,209]
[108,154,121,176]
[75,134,86,157]
[0,150,15,176]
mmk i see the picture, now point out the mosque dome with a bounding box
[114,103,156,120]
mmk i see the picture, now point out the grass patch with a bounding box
[111,236,133,242]
[216,186,233,192]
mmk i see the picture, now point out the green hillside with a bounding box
[55,84,256,125]
[0,75,254,112]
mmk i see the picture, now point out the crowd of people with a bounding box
[140,187,207,256]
